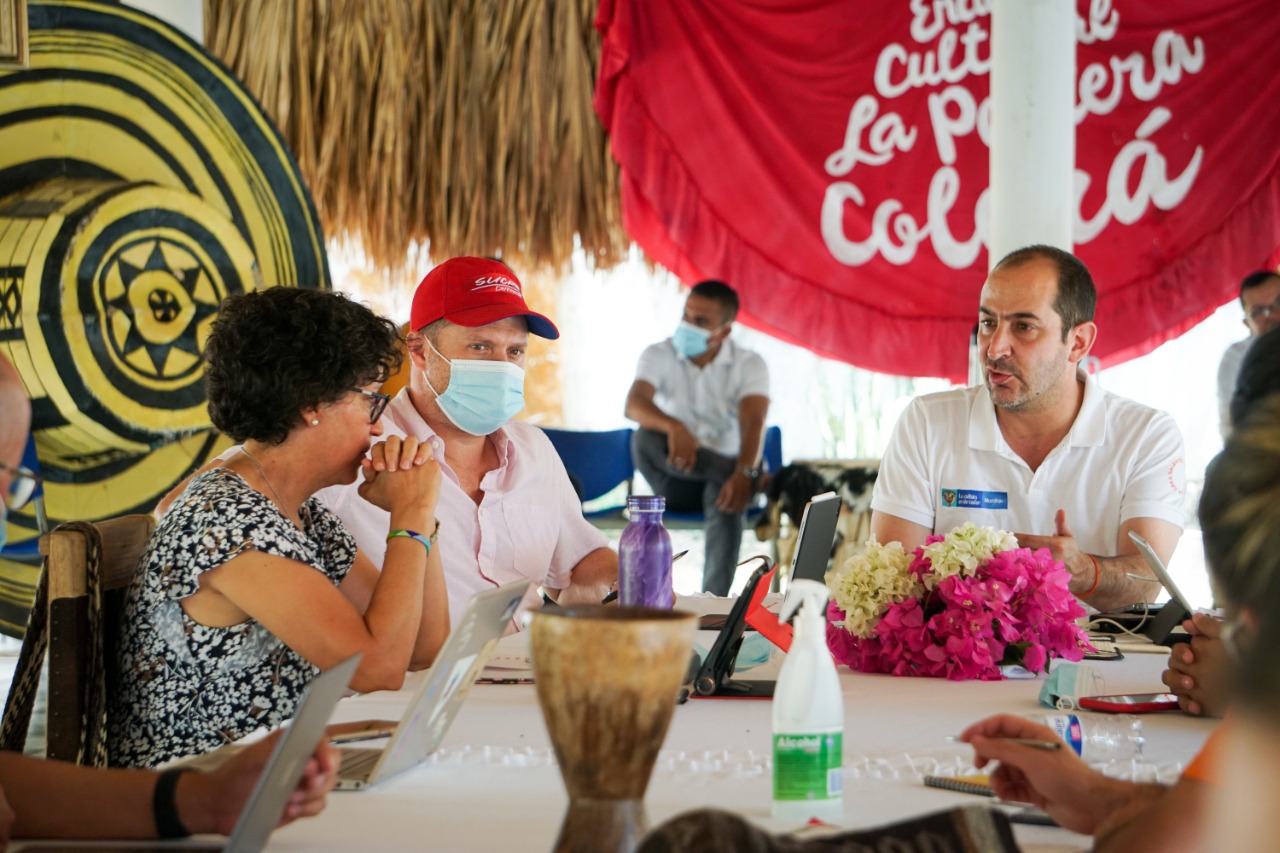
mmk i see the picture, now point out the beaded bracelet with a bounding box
[1079,553,1101,599]
[153,767,193,839]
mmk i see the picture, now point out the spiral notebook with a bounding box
[923,774,994,797]
[923,775,1059,826]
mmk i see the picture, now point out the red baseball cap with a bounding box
[409,257,559,339]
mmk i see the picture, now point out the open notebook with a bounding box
[21,653,360,853]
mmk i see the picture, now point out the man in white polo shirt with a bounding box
[1216,270,1280,438]
[871,245,1186,612]
[625,280,770,596]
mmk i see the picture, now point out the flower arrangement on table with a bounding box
[825,523,1091,681]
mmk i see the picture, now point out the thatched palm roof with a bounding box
[204,0,628,285]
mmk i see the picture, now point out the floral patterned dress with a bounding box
[107,467,356,767]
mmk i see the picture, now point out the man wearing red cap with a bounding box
[317,257,616,627]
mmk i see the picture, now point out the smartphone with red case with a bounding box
[1078,693,1180,713]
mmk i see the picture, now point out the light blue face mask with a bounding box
[1038,662,1105,710]
[672,320,714,359]
[424,338,526,436]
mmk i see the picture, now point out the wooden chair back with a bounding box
[43,514,154,763]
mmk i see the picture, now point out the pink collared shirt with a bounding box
[316,391,608,630]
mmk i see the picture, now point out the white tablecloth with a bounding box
[260,626,1213,853]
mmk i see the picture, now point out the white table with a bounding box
[261,628,1213,853]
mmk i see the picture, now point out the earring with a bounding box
[311,419,320,426]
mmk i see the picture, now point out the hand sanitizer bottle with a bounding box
[772,579,843,820]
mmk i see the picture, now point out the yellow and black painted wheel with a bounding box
[0,0,329,635]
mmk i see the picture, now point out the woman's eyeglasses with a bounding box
[0,461,41,511]
[350,387,392,424]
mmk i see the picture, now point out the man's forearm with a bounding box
[1,753,163,839]
[736,420,764,470]
[1084,552,1159,611]
[550,547,619,606]
[625,394,681,435]
[870,510,931,555]
[735,395,769,470]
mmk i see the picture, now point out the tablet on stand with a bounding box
[690,557,776,699]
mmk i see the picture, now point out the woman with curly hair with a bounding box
[108,288,447,768]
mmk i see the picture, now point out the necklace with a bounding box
[240,446,288,511]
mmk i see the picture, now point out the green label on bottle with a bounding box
[772,732,843,801]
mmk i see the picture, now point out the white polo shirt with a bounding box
[634,336,770,457]
[1216,337,1250,436]
[871,374,1187,557]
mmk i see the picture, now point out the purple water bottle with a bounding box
[618,495,674,608]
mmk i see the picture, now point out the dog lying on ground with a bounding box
[753,461,879,573]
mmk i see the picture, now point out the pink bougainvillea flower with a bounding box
[825,526,1093,680]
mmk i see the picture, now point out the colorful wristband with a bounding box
[384,522,440,555]
[153,767,193,839]
[1080,553,1101,599]
[384,527,430,555]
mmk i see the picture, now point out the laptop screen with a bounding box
[779,492,841,611]
[370,579,529,785]
[226,653,361,851]
[1127,530,1195,645]
[1128,530,1195,613]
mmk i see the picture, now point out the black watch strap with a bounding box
[153,767,193,839]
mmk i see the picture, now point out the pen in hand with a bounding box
[602,549,689,604]
[946,735,1063,751]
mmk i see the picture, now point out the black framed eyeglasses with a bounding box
[350,387,391,424]
[0,461,41,511]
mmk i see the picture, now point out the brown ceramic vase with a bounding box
[531,605,696,853]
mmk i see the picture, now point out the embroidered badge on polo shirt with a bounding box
[939,488,1008,510]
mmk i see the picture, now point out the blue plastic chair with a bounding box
[540,427,635,522]
[761,424,783,479]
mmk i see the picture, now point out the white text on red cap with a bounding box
[472,275,522,296]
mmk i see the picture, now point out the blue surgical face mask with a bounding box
[1038,662,1105,710]
[423,337,525,436]
[672,321,714,359]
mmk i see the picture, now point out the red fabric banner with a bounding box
[595,0,1280,380]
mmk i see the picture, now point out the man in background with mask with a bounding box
[1216,269,1280,438]
[625,280,770,596]
[318,257,616,626]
